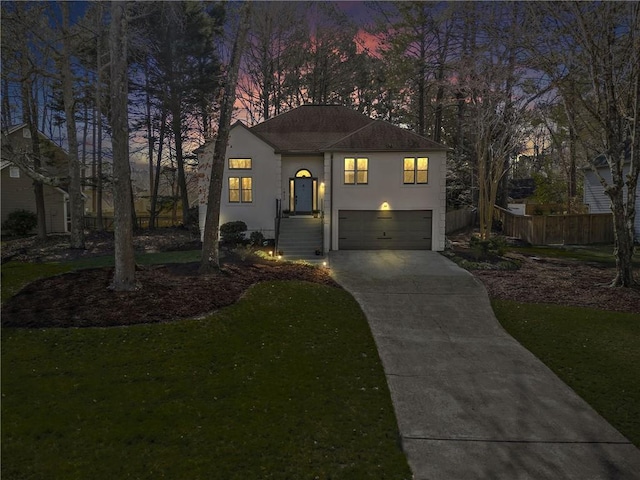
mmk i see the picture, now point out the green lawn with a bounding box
[492,300,640,447]
[2,281,411,479]
[1,262,73,303]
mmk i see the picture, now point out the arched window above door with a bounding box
[295,169,312,178]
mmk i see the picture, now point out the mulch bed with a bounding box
[3,229,639,329]
[1,262,339,329]
[472,253,640,314]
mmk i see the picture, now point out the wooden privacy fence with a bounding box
[446,208,474,234]
[493,206,614,245]
[84,215,180,231]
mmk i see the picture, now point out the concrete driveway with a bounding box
[329,251,640,479]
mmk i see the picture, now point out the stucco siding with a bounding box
[330,151,446,251]
[198,125,279,239]
[323,152,332,254]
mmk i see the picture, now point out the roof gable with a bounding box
[2,124,69,175]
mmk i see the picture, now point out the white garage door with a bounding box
[338,210,432,250]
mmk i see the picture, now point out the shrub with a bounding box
[249,230,265,247]
[469,235,507,259]
[232,245,255,261]
[2,209,37,236]
[220,221,247,246]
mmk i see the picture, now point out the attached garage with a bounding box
[338,210,432,250]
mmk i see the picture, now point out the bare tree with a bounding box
[2,3,50,239]
[528,2,640,287]
[460,4,536,238]
[239,2,304,123]
[109,1,137,291]
[200,2,251,272]
[59,2,85,249]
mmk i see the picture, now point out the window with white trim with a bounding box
[403,157,428,184]
[9,166,20,178]
[344,157,368,184]
[229,177,252,203]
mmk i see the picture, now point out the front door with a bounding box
[294,178,313,213]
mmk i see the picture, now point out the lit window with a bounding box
[241,177,252,202]
[229,158,252,169]
[403,157,428,184]
[296,169,312,178]
[344,157,368,184]
[229,177,253,203]
[9,166,20,178]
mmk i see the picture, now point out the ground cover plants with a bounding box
[2,281,411,479]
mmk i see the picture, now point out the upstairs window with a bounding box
[229,177,253,203]
[344,157,368,185]
[9,166,20,178]
[229,158,252,169]
[403,157,428,184]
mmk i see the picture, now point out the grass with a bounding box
[1,250,202,304]
[492,299,640,447]
[1,262,73,303]
[1,281,411,479]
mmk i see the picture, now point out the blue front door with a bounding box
[294,178,313,212]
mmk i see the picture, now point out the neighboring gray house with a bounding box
[196,105,449,259]
[1,124,71,234]
[583,155,640,239]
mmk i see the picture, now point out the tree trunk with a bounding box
[417,32,426,137]
[171,108,191,228]
[20,58,47,239]
[2,77,11,129]
[200,2,251,272]
[95,14,104,230]
[610,190,635,287]
[109,0,137,291]
[145,61,155,228]
[60,3,85,249]
[149,107,167,230]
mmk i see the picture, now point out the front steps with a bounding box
[277,216,324,263]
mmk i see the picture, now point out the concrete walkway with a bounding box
[329,251,640,480]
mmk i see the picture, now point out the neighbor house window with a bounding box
[9,166,20,178]
[229,177,253,203]
[403,157,428,184]
[344,157,368,184]
[228,158,252,169]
